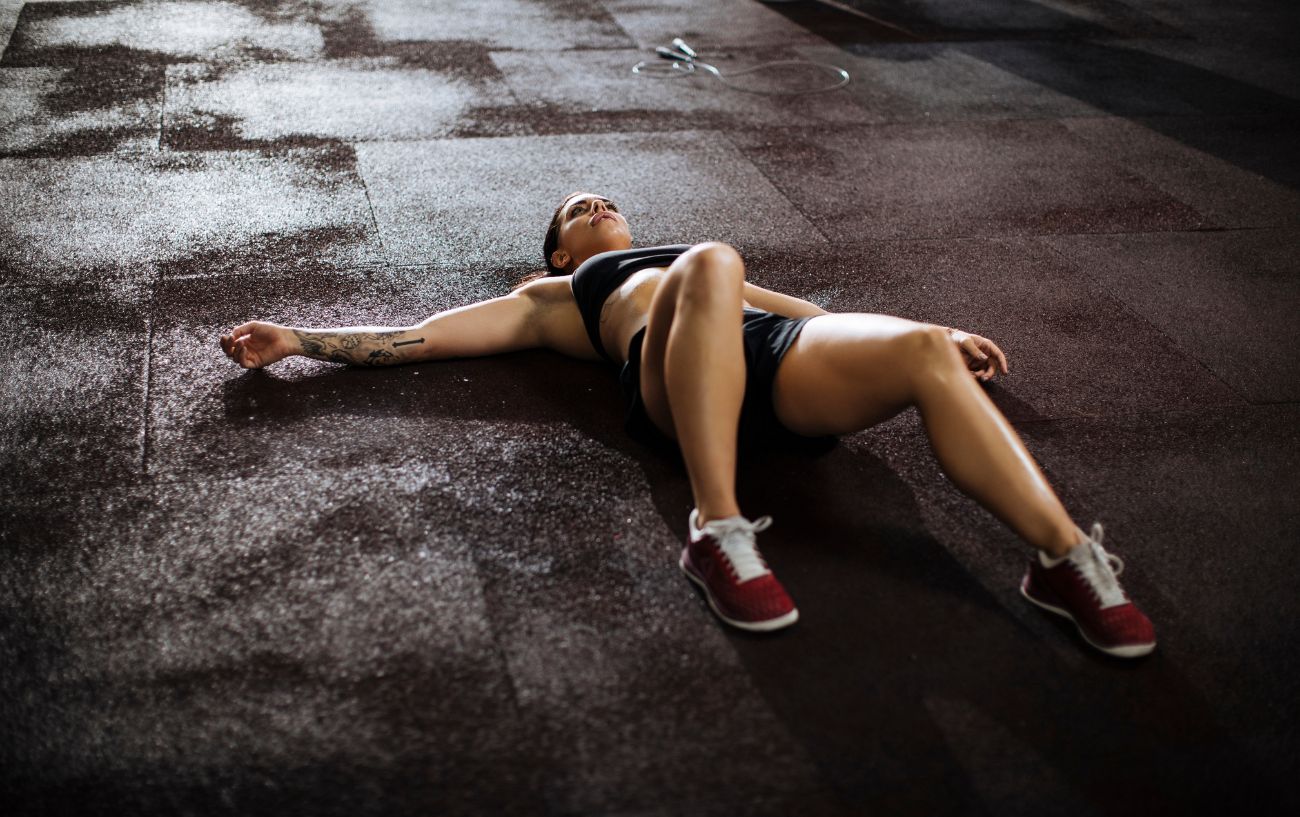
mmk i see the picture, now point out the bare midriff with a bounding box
[591,266,757,366]
[596,266,668,366]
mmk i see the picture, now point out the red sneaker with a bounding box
[1020,522,1156,658]
[680,509,799,632]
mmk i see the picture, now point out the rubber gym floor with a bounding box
[2,1,1297,814]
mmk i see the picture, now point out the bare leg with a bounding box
[773,315,1083,557]
[637,244,747,524]
[909,330,1082,557]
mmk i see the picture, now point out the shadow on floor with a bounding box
[222,353,1281,815]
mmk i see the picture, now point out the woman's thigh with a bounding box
[636,245,730,440]
[772,313,938,437]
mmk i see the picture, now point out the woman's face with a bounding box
[550,192,632,273]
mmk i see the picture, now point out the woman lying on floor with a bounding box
[220,191,1155,658]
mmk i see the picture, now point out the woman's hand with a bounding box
[945,327,1009,382]
[220,321,294,369]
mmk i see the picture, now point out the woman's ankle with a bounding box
[1041,523,1088,560]
[696,504,743,526]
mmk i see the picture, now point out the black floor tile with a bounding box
[1042,229,1300,402]
[0,147,383,285]
[725,119,1210,241]
[3,0,1298,813]
[0,280,150,495]
[738,238,1244,420]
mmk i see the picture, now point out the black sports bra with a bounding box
[570,243,694,363]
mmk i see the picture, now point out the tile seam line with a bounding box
[848,224,1283,244]
[141,274,155,474]
[10,399,1293,501]
[1034,236,1248,402]
[131,237,1278,287]
[0,220,1273,290]
[678,224,1267,249]
[881,397,1276,435]
[360,168,385,258]
[858,224,1273,244]
[165,104,1295,154]
[717,129,834,244]
[4,465,661,498]
[1005,398,1267,427]
[461,505,553,817]
[367,225,1284,272]
[716,109,1299,144]
[491,36,1295,58]
[12,105,1291,156]
[811,0,923,40]
[861,110,1300,130]
[157,61,165,152]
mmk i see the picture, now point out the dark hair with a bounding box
[511,190,584,292]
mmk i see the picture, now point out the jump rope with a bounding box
[631,36,851,96]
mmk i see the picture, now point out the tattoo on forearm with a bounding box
[299,337,326,358]
[292,329,421,367]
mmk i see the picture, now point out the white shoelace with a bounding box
[699,514,774,583]
[1071,522,1129,609]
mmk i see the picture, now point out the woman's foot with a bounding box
[1020,522,1156,658]
[680,509,799,632]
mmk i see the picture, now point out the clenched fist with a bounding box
[220,321,294,369]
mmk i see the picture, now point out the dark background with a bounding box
[2,1,1297,814]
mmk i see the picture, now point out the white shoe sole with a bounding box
[680,555,799,632]
[1020,582,1155,658]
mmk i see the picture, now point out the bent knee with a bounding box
[904,324,963,371]
[689,241,743,266]
[675,242,745,293]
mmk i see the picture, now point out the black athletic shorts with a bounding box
[618,307,839,455]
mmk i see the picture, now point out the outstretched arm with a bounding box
[742,281,830,318]
[220,322,432,368]
[220,287,545,369]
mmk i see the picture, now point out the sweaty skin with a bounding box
[220,191,1004,378]
[217,192,1158,655]
[220,194,1053,556]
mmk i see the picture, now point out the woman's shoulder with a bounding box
[516,274,575,304]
